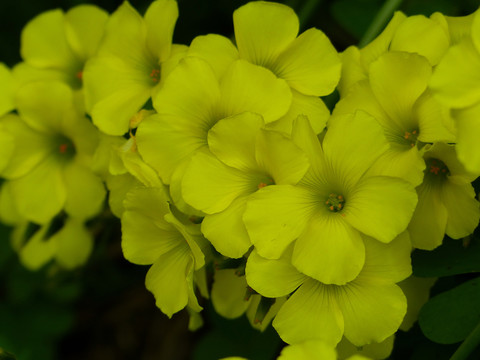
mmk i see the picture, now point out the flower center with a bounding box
[425,158,449,181]
[403,129,419,147]
[149,67,161,83]
[54,135,76,161]
[325,193,345,212]
[256,175,274,190]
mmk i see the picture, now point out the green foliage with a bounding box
[419,277,480,344]
[412,236,480,277]
[193,304,282,360]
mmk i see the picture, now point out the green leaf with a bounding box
[412,236,480,277]
[419,277,480,344]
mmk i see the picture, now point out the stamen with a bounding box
[425,158,449,179]
[149,68,160,83]
[325,193,345,212]
[403,129,419,147]
[258,182,267,189]
[59,143,68,154]
[76,71,83,80]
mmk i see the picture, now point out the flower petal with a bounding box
[201,197,251,258]
[220,59,292,123]
[430,39,480,108]
[121,187,181,265]
[243,185,316,259]
[21,9,77,69]
[63,162,106,219]
[453,102,480,175]
[145,245,195,318]
[255,128,310,185]
[293,214,365,285]
[268,90,330,135]
[291,115,328,182]
[366,145,426,186]
[182,151,253,214]
[246,248,306,298]
[136,113,208,184]
[443,181,480,239]
[408,181,448,250]
[211,269,250,319]
[89,76,151,135]
[0,63,15,116]
[324,111,389,189]
[278,340,337,360]
[9,156,65,224]
[144,0,178,61]
[208,112,264,172]
[273,279,344,346]
[188,34,239,79]
[64,5,109,61]
[360,232,412,284]
[345,176,417,243]
[336,281,407,346]
[332,80,395,135]
[153,56,221,125]
[360,11,407,66]
[16,224,54,270]
[390,15,449,66]
[51,218,93,269]
[337,46,366,96]
[273,28,341,96]
[233,1,298,67]
[369,52,431,129]
[0,114,53,179]
[16,81,74,133]
[414,91,456,143]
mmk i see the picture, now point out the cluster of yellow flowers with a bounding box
[0,1,479,359]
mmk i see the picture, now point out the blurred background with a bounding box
[0,0,479,359]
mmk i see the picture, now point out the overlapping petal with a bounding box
[234,1,299,67]
[344,176,417,243]
[273,279,344,345]
[292,214,365,285]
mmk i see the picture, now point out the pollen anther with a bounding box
[59,143,68,154]
[258,182,268,189]
[325,193,345,212]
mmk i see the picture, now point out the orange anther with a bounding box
[258,182,267,189]
[59,143,68,154]
[329,206,334,211]
[430,166,440,175]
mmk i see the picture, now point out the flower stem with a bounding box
[298,0,322,29]
[450,320,480,360]
[358,0,403,47]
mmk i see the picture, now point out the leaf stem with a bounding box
[450,320,480,360]
[358,0,403,47]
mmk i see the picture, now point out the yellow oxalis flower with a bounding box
[0,82,105,224]
[15,5,108,111]
[84,0,185,135]
[334,51,455,186]
[246,232,411,347]
[121,186,206,318]
[338,11,450,94]
[408,143,480,250]
[244,113,417,285]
